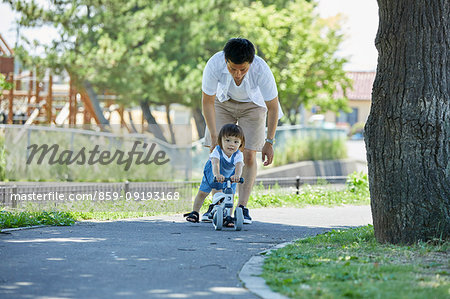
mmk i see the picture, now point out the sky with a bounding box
[0,0,379,71]
[317,0,379,71]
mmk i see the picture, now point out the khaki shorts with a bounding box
[204,99,267,151]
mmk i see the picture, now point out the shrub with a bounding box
[273,135,347,166]
[346,171,369,197]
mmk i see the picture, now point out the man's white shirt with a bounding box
[202,51,284,119]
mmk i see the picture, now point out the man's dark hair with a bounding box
[223,38,255,64]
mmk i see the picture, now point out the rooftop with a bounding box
[335,71,376,100]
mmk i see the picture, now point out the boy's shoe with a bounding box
[223,216,234,228]
[201,204,215,222]
[239,205,252,224]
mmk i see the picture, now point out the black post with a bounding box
[296,176,301,195]
[12,185,17,209]
[124,181,129,200]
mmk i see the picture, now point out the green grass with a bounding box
[2,172,369,228]
[1,191,193,228]
[200,172,370,210]
[1,194,192,228]
[7,180,368,229]
[262,225,449,299]
[248,183,369,209]
[3,179,369,229]
[2,183,366,229]
[0,207,182,229]
[0,210,76,229]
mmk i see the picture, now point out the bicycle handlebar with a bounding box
[213,177,244,184]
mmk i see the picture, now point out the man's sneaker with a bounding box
[201,204,215,222]
[239,205,252,224]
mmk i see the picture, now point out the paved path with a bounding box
[0,206,372,299]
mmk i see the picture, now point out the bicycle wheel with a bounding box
[234,207,243,231]
[213,206,223,231]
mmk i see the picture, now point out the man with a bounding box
[201,38,283,224]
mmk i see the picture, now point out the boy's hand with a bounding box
[230,175,241,183]
[215,174,225,183]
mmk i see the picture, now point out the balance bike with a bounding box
[210,177,244,231]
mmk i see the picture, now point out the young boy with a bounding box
[184,124,245,227]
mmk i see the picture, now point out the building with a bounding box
[313,71,375,130]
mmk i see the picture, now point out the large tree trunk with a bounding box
[365,0,449,244]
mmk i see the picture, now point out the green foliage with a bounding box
[262,225,449,298]
[8,0,244,108]
[233,0,352,124]
[8,0,349,125]
[346,171,369,196]
[0,210,75,229]
[273,135,347,166]
[0,73,13,95]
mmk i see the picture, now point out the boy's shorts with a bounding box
[204,99,267,151]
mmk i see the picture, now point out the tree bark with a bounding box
[127,111,138,133]
[192,107,206,139]
[365,0,449,244]
[83,81,110,126]
[139,100,168,143]
[165,104,176,144]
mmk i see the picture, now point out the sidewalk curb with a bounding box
[239,240,300,299]
[1,225,49,233]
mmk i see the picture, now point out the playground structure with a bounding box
[0,33,138,130]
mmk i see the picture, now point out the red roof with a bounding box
[335,71,376,101]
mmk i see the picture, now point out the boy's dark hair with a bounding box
[223,38,255,64]
[217,123,245,151]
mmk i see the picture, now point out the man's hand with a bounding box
[262,97,278,166]
[261,142,274,166]
[209,134,218,153]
